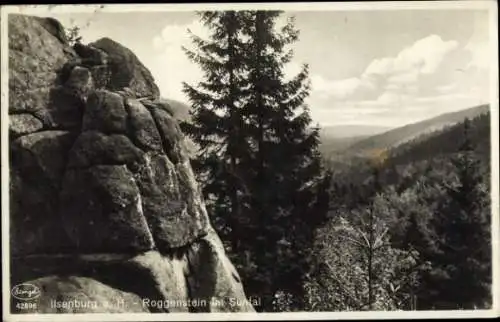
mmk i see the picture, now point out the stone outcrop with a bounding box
[8,13,254,313]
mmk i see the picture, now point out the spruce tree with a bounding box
[181,10,329,311]
[426,118,491,309]
[240,11,328,311]
[181,11,251,254]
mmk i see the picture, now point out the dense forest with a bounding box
[307,113,492,311]
[179,10,492,312]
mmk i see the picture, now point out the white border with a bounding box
[1,1,499,321]
[0,1,496,12]
[488,0,500,317]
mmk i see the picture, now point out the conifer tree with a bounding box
[239,11,329,310]
[181,10,329,311]
[181,11,251,253]
[425,118,492,309]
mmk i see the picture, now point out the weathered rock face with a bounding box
[9,14,254,313]
[90,37,160,98]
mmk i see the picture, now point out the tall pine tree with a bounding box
[181,10,329,311]
[425,118,492,309]
[181,11,251,253]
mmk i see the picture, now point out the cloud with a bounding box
[305,33,492,127]
[308,33,492,124]
[309,91,489,128]
[149,19,210,102]
[436,82,458,94]
[151,12,299,102]
[364,57,393,76]
[153,19,210,51]
[310,35,461,103]
[311,75,362,99]
[388,35,459,75]
[361,34,459,84]
[149,21,491,128]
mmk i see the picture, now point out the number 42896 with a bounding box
[16,302,37,310]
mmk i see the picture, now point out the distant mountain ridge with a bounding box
[320,124,392,139]
[318,124,392,157]
[162,98,191,121]
[324,106,491,189]
[387,110,491,167]
[340,104,490,157]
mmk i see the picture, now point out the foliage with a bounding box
[310,114,492,311]
[305,191,429,311]
[181,10,330,311]
[418,118,492,309]
[65,26,82,46]
[387,112,491,168]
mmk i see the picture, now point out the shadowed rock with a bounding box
[67,131,144,169]
[83,90,128,133]
[133,152,209,249]
[74,42,109,66]
[91,37,160,99]
[10,131,77,255]
[125,98,163,151]
[64,65,94,102]
[59,165,156,253]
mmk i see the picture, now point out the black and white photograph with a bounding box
[1,2,499,320]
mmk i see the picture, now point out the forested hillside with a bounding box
[306,110,492,311]
[319,125,391,157]
[332,104,489,159]
[388,111,490,167]
[324,109,490,190]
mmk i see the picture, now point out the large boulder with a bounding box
[10,131,77,255]
[8,14,82,131]
[8,13,254,313]
[186,227,256,312]
[90,37,160,99]
[59,165,156,253]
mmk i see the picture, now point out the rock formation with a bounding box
[8,13,255,313]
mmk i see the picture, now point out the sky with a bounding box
[30,5,495,128]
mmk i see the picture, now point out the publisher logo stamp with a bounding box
[11,283,41,301]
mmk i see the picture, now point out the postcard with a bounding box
[1,1,498,321]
